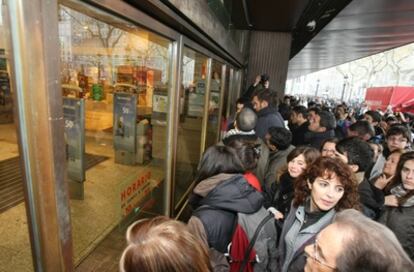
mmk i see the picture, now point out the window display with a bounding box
[173,47,208,211]
[58,3,173,263]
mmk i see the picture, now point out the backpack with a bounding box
[193,206,278,272]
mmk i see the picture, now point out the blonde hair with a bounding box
[120,216,212,272]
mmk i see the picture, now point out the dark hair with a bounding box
[385,151,414,205]
[253,88,276,105]
[267,127,292,150]
[260,73,270,83]
[365,110,382,123]
[336,137,374,172]
[386,124,411,142]
[334,209,414,272]
[236,96,250,106]
[348,120,375,139]
[226,139,260,171]
[287,146,320,166]
[291,105,309,119]
[195,145,244,183]
[293,157,359,210]
[320,137,339,153]
[236,107,257,132]
[318,110,336,130]
[120,216,212,272]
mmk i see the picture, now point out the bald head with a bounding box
[236,108,257,132]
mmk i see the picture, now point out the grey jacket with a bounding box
[278,204,336,272]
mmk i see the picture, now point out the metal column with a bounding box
[8,0,73,271]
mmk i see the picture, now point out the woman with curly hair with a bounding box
[277,157,359,272]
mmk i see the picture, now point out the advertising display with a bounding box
[113,92,137,164]
[63,97,85,182]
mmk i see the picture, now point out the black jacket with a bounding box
[379,194,414,260]
[304,129,335,149]
[255,106,285,140]
[291,121,309,147]
[264,172,295,219]
[358,176,385,220]
[190,173,263,253]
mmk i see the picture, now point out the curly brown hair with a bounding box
[293,157,359,210]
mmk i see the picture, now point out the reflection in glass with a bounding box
[174,47,208,211]
[58,3,172,264]
[205,60,223,148]
[0,0,34,270]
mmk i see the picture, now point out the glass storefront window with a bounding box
[0,0,34,270]
[205,60,224,148]
[58,2,173,264]
[174,47,208,212]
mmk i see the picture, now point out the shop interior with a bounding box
[0,2,232,271]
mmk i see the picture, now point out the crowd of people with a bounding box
[119,75,414,271]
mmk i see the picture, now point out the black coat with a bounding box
[255,106,285,140]
[358,177,385,220]
[190,174,263,253]
[291,121,309,147]
[379,202,414,260]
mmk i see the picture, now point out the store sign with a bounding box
[120,171,152,217]
[63,98,85,182]
[113,92,137,151]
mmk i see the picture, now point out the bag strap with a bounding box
[239,212,274,272]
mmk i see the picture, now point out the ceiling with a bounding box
[287,0,414,79]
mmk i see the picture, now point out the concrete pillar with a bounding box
[246,31,291,100]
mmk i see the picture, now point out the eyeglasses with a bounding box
[305,239,337,270]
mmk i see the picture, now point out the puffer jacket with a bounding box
[189,173,263,253]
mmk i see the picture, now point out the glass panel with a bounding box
[220,66,231,139]
[174,47,208,211]
[0,0,34,270]
[58,3,173,264]
[205,60,223,148]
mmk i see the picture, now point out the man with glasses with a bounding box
[304,209,413,272]
[370,124,411,179]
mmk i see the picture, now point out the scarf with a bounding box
[391,184,414,207]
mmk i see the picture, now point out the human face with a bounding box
[308,110,317,124]
[383,152,401,177]
[290,112,298,125]
[321,142,336,158]
[288,154,307,178]
[308,113,321,132]
[386,134,408,152]
[236,103,244,113]
[401,159,414,190]
[252,96,266,112]
[363,114,375,125]
[308,173,345,212]
[304,224,343,272]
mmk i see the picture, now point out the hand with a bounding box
[374,174,393,190]
[254,75,261,85]
[268,207,284,220]
[384,195,399,207]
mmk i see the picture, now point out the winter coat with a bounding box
[379,187,414,260]
[358,176,385,220]
[278,203,336,272]
[255,107,285,140]
[189,173,263,253]
[291,121,309,147]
